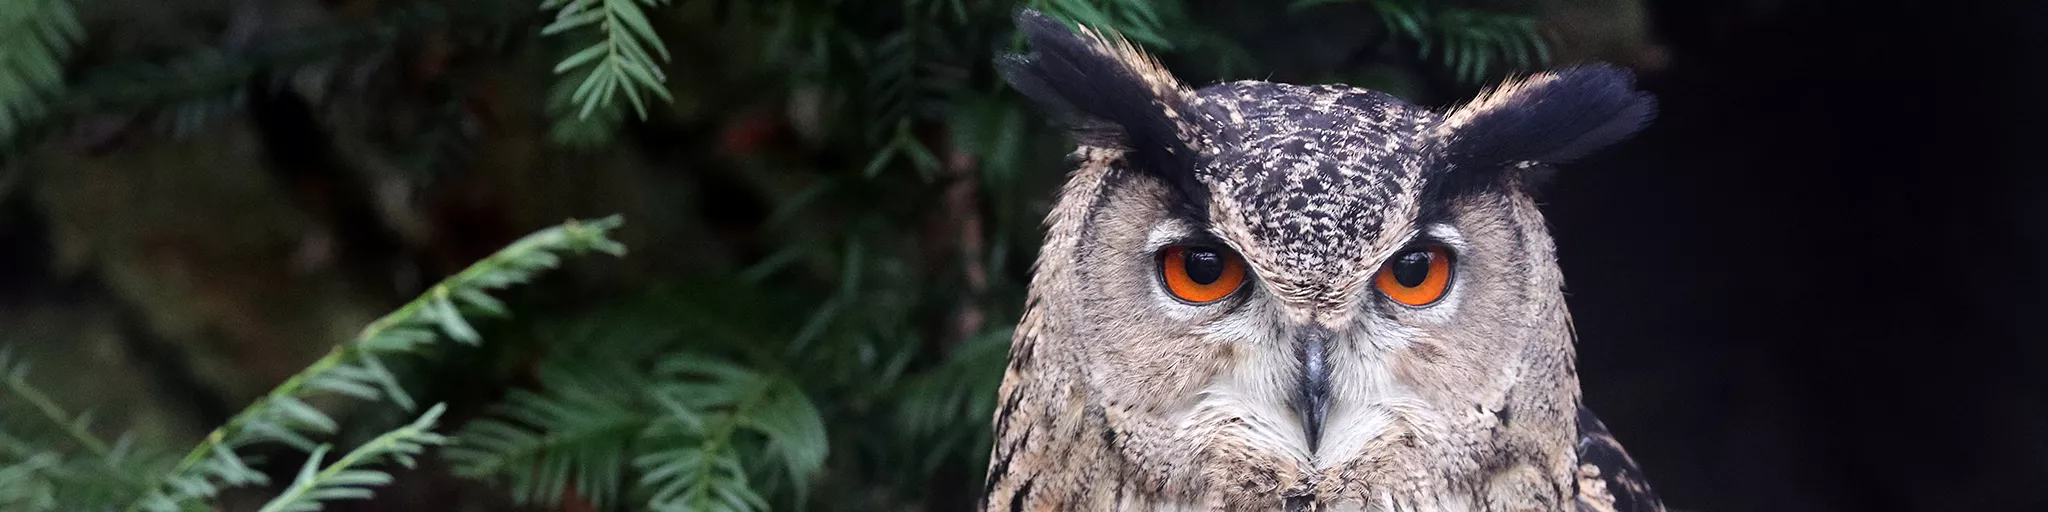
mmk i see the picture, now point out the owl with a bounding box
[980,10,1663,512]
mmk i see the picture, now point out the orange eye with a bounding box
[1160,246,1247,304]
[1374,246,1453,306]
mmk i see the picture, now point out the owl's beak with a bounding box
[1295,325,1333,450]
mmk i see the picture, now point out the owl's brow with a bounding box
[1411,178,1479,230]
[1097,160,1211,225]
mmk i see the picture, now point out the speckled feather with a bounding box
[1193,82,1438,311]
[984,10,1661,511]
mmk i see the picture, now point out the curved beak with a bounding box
[1294,325,1333,451]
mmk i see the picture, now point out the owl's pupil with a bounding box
[1392,251,1432,287]
[1184,249,1225,285]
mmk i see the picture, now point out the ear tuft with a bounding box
[998,9,1207,209]
[1437,64,1657,170]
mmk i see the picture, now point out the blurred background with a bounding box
[0,0,2043,510]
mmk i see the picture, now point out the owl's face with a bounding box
[995,11,1653,507]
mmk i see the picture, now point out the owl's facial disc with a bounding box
[1244,222,1468,462]
[1282,238,1459,455]
[1143,209,1475,460]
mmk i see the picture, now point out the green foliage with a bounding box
[423,230,1013,509]
[0,0,82,145]
[1297,0,1551,83]
[546,70,631,148]
[1029,0,1183,49]
[0,449,58,510]
[0,217,626,511]
[0,350,165,512]
[131,216,628,511]
[891,328,1011,475]
[544,0,677,120]
[444,350,827,510]
[446,358,647,507]
[256,404,452,512]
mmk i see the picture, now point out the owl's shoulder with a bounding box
[1573,406,1665,512]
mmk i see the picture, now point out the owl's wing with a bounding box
[1574,405,1666,512]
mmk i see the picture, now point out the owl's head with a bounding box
[994,9,1654,506]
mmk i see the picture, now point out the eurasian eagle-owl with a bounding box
[981,10,1663,512]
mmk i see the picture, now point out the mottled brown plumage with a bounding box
[983,10,1662,511]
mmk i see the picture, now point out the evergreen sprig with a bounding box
[1,350,115,463]
[0,0,83,145]
[1029,0,1179,50]
[544,0,677,120]
[446,354,827,512]
[1296,0,1550,83]
[890,327,1010,475]
[445,359,648,507]
[255,404,452,512]
[0,349,162,512]
[0,452,58,510]
[125,216,628,511]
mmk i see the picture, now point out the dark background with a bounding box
[1561,0,2048,509]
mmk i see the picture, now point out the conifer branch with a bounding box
[0,352,114,461]
[447,355,824,512]
[544,0,676,120]
[128,216,628,511]
[255,404,451,512]
[1292,0,1551,83]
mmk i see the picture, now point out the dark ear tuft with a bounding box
[998,9,1207,210]
[1438,64,1657,172]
